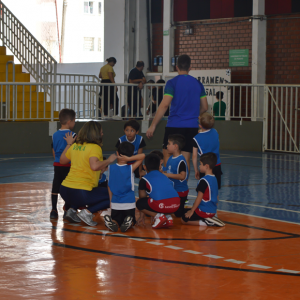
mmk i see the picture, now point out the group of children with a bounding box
[51,110,225,232]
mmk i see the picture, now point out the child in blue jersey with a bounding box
[105,142,145,232]
[116,120,146,178]
[164,134,189,218]
[50,109,76,219]
[192,112,222,189]
[137,153,180,229]
[182,153,225,227]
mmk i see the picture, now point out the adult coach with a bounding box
[127,61,146,117]
[146,55,208,171]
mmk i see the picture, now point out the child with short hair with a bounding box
[136,153,180,229]
[182,153,225,226]
[150,150,164,172]
[50,108,76,219]
[164,134,189,218]
[213,91,226,120]
[116,120,146,178]
[105,142,145,232]
[192,112,222,189]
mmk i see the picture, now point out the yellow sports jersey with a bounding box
[62,143,103,191]
[100,64,116,80]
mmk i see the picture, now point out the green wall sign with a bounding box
[229,49,249,67]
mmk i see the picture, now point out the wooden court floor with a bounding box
[0,181,300,300]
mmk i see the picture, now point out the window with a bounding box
[84,1,94,14]
[84,37,94,51]
[98,38,101,52]
[98,2,101,14]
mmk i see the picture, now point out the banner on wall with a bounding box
[165,69,231,119]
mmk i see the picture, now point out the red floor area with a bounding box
[0,182,299,299]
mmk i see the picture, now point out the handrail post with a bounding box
[262,85,268,152]
[142,84,147,121]
[6,61,15,121]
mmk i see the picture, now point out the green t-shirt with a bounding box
[213,101,226,120]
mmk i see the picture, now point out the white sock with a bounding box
[199,220,207,226]
[166,214,172,220]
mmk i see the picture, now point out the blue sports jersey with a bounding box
[166,154,189,193]
[99,173,107,184]
[193,129,221,165]
[164,75,206,128]
[198,175,218,214]
[143,170,179,201]
[118,134,143,155]
[52,129,76,164]
[108,164,135,209]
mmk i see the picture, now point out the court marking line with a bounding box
[51,242,300,277]
[188,196,300,215]
[248,264,272,269]
[183,250,203,254]
[203,254,224,259]
[220,153,300,163]
[164,245,183,250]
[55,226,299,242]
[0,156,53,160]
[219,209,300,227]
[129,238,146,241]
[147,242,164,245]
[224,259,245,264]
[277,269,300,274]
[1,227,298,275]
[53,225,300,272]
[4,230,298,276]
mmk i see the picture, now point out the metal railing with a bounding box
[0,1,57,90]
[264,85,300,153]
[0,82,265,121]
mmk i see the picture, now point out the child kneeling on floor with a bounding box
[182,152,225,227]
[136,153,181,229]
[105,142,145,232]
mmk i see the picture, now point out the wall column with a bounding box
[163,0,174,76]
[252,0,266,120]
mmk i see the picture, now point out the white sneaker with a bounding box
[152,213,167,229]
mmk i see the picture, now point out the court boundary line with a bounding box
[52,242,300,277]
[187,194,300,215]
[52,223,300,242]
[219,209,300,226]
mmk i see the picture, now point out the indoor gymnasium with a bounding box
[0,0,300,299]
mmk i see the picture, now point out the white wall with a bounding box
[62,0,104,63]
[104,0,125,84]
[57,62,104,77]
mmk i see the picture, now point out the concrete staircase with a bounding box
[0,46,59,120]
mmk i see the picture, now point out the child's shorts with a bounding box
[181,208,215,222]
[111,208,136,227]
[136,197,180,214]
[200,164,222,189]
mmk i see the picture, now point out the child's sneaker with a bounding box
[104,215,118,232]
[65,208,81,223]
[50,210,58,219]
[164,214,173,228]
[120,216,133,232]
[152,213,167,229]
[77,209,98,226]
[210,216,225,227]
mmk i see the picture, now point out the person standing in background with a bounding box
[127,61,146,118]
[213,91,226,120]
[99,57,119,117]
